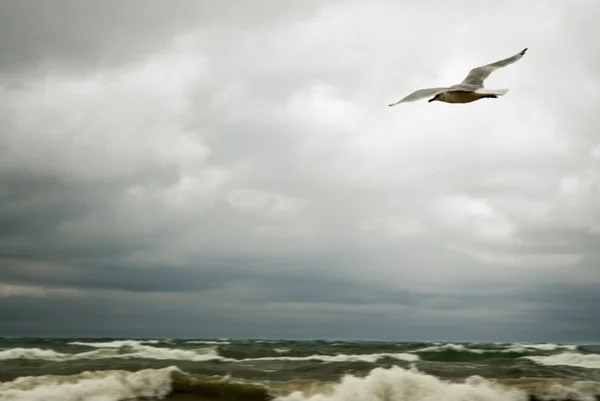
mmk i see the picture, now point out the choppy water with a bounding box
[0,338,599,401]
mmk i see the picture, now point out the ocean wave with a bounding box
[0,344,417,364]
[68,339,161,348]
[0,348,66,361]
[0,345,221,362]
[94,344,221,361]
[185,340,232,345]
[415,343,486,354]
[275,348,291,354]
[3,365,599,401]
[524,352,600,369]
[273,366,600,401]
[414,343,579,356]
[0,366,177,401]
[507,343,578,352]
[249,352,420,363]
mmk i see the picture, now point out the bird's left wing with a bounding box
[388,87,448,106]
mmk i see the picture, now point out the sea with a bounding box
[0,338,599,401]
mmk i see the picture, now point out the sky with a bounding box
[0,0,599,342]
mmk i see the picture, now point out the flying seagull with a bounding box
[389,48,527,106]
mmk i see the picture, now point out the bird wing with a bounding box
[459,48,527,88]
[388,87,449,106]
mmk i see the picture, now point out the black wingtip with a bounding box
[521,48,528,54]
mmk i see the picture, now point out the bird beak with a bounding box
[428,98,435,102]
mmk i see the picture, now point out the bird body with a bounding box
[389,48,527,106]
[430,90,502,103]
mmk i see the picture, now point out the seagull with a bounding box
[388,48,527,106]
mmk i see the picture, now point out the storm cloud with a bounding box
[0,0,599,342]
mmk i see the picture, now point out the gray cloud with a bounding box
[0,0,322,72]
[0,0,599,342]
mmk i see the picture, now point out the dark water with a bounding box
[1,338,599,401]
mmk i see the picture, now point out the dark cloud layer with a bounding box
[0,0,322,72]
[0,0,599,342]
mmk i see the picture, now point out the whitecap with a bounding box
[525,352,600,369]
[0,366,177,401]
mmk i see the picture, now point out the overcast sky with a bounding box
[0,0,599,342]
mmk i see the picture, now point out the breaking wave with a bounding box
[415,343,486,354]
[414,343,578,355]
[0,348,66,361]
[68,340,162,347]
[0,346,221,362]
[249,352,419,363]
[2,365,600,401]
[503,343,579,353]
[0,366,176,401]
[0,345,418,364]
[274,366,600,401]
[525,352,600,369]
[184,340,232,345]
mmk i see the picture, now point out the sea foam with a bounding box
[525,352,600,369]
[1,364,600,401]
[0,343,418,364]
[415,343,486,354]
[0,348,65,361]
[0,366,177,401]
[251,352,419,363]
[0,344,221,362]
[274,366,600,401]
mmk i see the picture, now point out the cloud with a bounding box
[0,0,323,72]
[0,0,599,341]
[0,284,81,299]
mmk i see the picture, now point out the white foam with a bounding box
[275,348,291,354]
[70,340,222,361]
[118,344,221,361]
[0,366,177,401]
[415,344,485,354]
[0,343,421,364]
[73,344,221,362]
[251,353,420,363]
[275,366,527,401]
[542,381,600,401]
[68,340,158,348]
[509,343,578,352]
[275,366,600,401]
[185,340,231,345]
[0,348,66,361]
[0,345,220,362]
[414,343,579,355]
[525,352,600,369]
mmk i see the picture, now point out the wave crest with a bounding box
[0,344,418,364]
[416,344,486,354]
[0,366,177,401]
[273,366,600,401]
[0,348,65,361]
[0,345,220,362]
[1,365,600,401]
[525,352,600,369]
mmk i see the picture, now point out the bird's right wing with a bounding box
[388,87,448,106]
[459,48,527,87]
